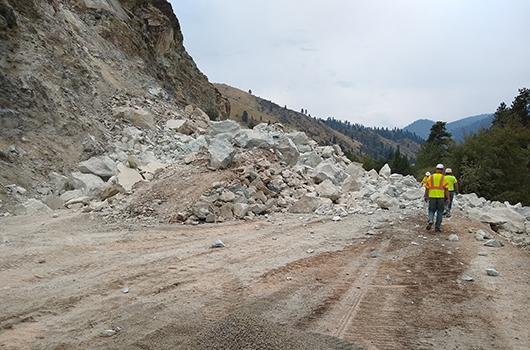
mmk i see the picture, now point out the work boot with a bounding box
[426,221,433,230]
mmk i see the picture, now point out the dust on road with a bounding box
[1,209,529,350]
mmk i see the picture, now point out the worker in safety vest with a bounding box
[419,171,431,188]
[424,164,450,232]
[443,168,459,217]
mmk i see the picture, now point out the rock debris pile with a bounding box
[2,108,530,249]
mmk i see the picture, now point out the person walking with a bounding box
[424,164,450,232]
[443,168,458,217]
[420,171,431,188]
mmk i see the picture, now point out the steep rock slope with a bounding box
[0,0,228,206]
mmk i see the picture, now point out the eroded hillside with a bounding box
[0,0,228,208]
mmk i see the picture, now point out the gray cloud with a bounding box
[170,0,530,128]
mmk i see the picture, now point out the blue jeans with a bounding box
[445,191,455,210]
[428,198,445,231]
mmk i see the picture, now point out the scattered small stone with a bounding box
[411,242,419,246]
[461,274,474,281]
[365,230,376,235]
[478,252,487,256]
[38,258,46,264]
[122,287,129,294]
[286,276,292,280]
[486,268,499,276]
[447,251,452,255]
[475,229,493,240]
[272,237,277,240]
[406,270,412,273]
[115,326,122,333]
[212,239,225,248]
[100,329,117,337]
[484,239,504,247]
[306,249,314,254]
[331,216,341,222]
[369,251,377,258]
[448,234,459,241]
[386,274,391,281]
[52,213,59,218]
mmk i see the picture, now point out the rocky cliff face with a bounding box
[0,0,229,207]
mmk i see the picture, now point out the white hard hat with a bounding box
[425,172,431,176]
[436,163,444,169]
[445,168,452,174]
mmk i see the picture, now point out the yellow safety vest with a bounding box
[445,175,457,191]
[426,173,448,198]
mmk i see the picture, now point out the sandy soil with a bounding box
[1,208,529,350]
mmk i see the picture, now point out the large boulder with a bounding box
[379,163,391,179]
[286,131,313,153]
[233,203,249,218]
[476,207,526,235]
[113,106,154,130]
[49,172,69,193]
[345,162,365,178]
[402,188,425,201]
[235,129,276,149]
[310,160,348,185]
[22,199,53,215]
[192,202,214,220]
[209,120,242,142]
[42,195,65,210]
[274,138,300,166]
[208,138,236,169]
[370,193,399,210]
[321,146,334,158]
[78,155,116,180]
[297,151,323,168]
[459,193,487,209]
[342,175,361,193]
[116,163,144,191]
[68,172,105,196]
[288,195,322,213]
[316,179,341,202]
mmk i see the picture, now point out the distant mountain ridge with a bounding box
[404,114,494,142]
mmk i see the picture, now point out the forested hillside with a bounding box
[321,117,422,160]
[404,114,494,142]
[414,88,530,205]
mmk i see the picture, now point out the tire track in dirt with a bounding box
[304,216,474,350]
[331,238,392,340]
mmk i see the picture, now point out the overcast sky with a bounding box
[168,0,530,128]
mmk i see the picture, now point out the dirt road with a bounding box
[1,209,529,349]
